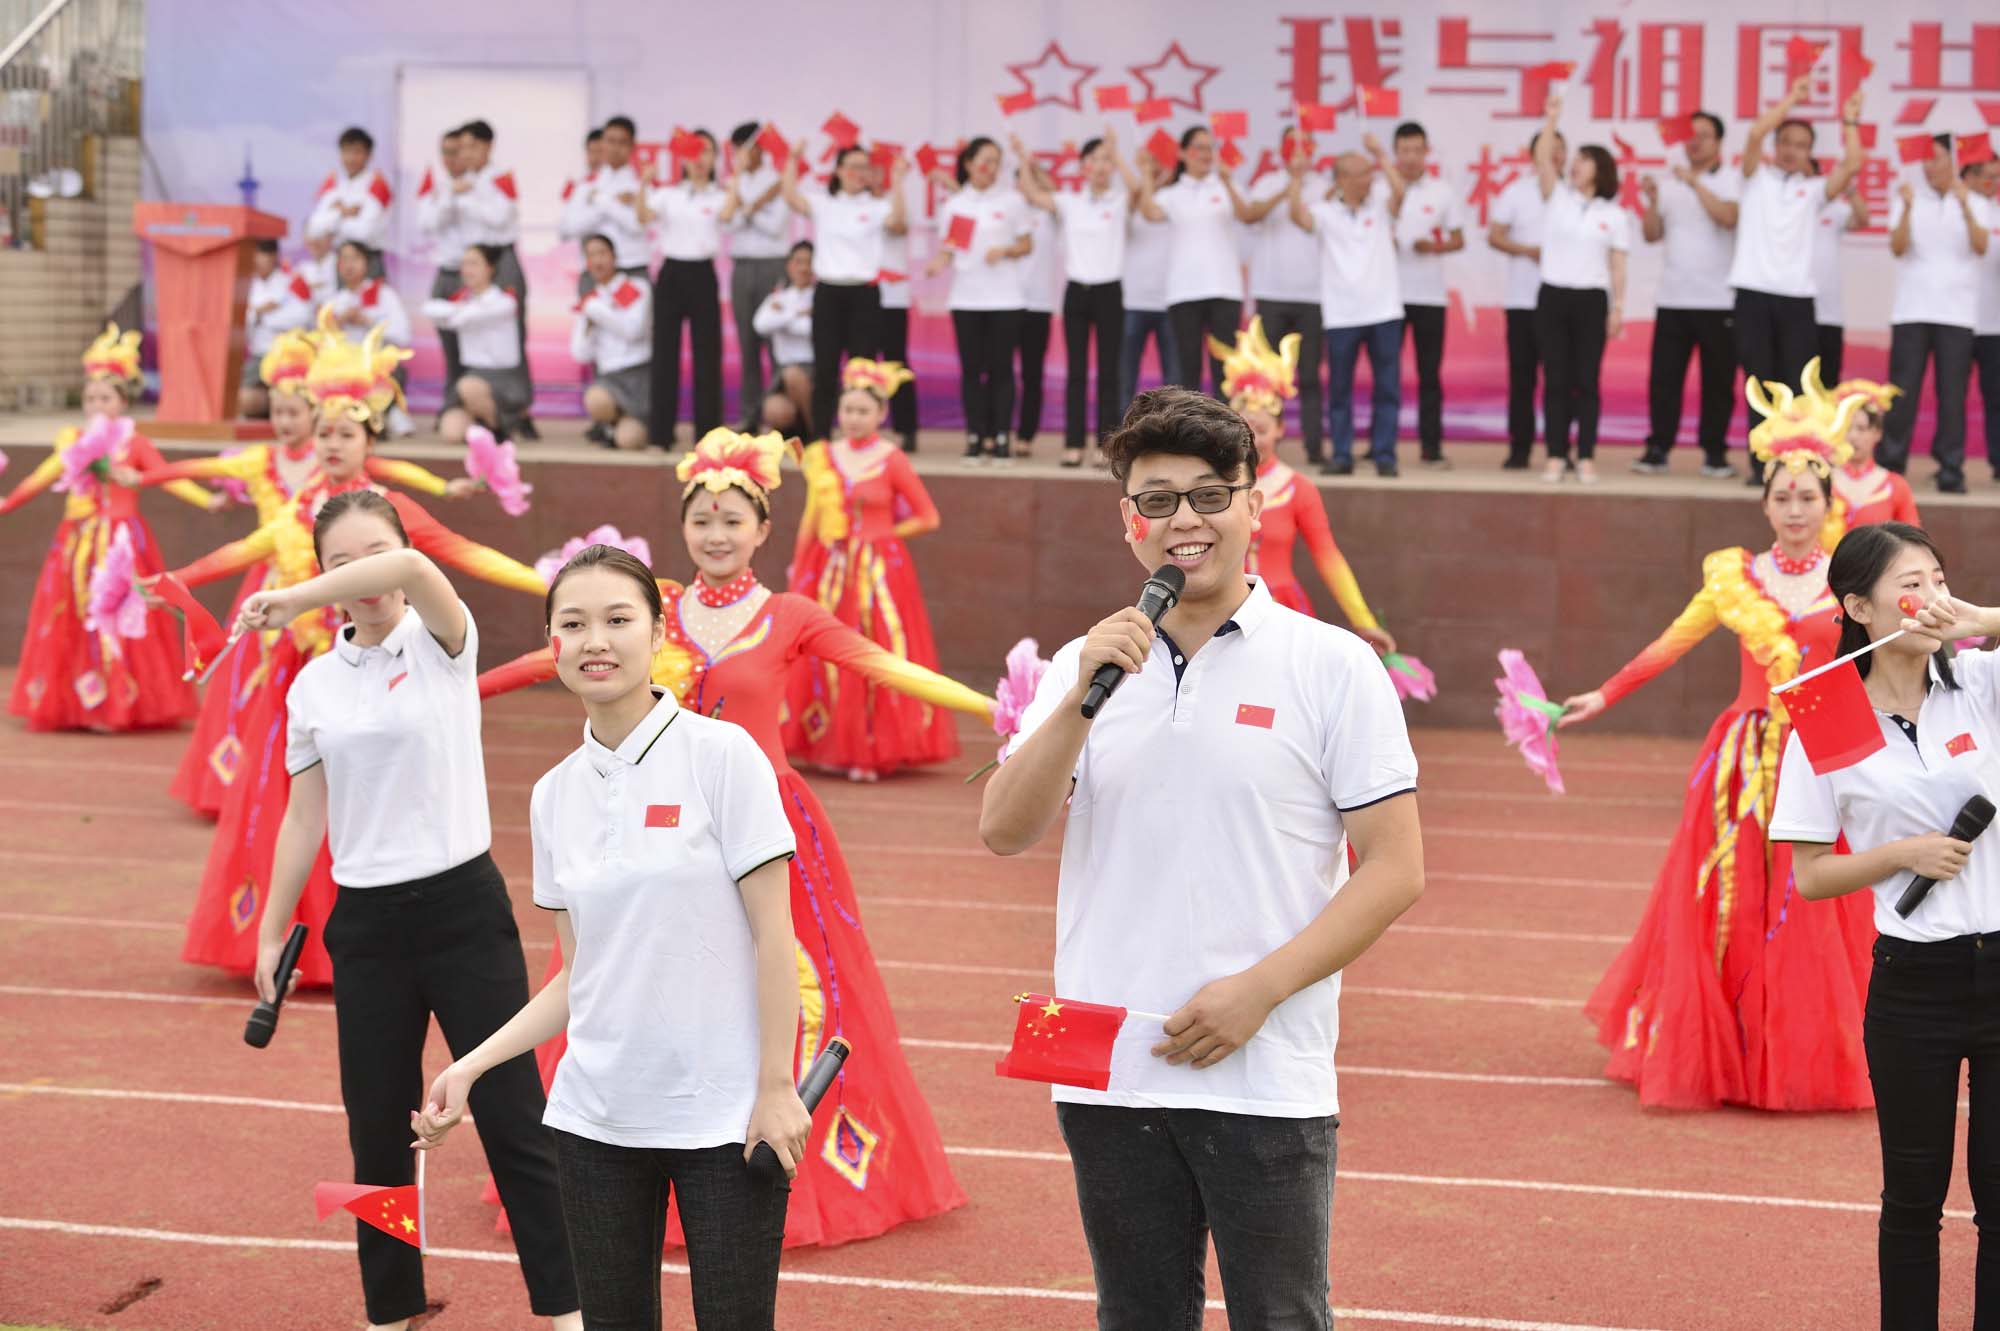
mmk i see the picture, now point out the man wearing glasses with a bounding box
[980,387,1426,1328]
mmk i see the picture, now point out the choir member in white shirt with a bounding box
[1883,137,1993,493]
[240,240,314,418]
[1812,169,1869,385]
[298,232,336,307]
[1238,129,1325,465]
[1487,130,1562,470]
[569,116,650,287]
[640,130,738,451]
[926,136,1035,465]
[571,235,654,452]
[307,126,393,279]
[1391,122,1465,468]
[779,142,909,436]
[559,128,606,300]
[327,242,416,437]
[417,127,473,396]
[422,244,530,445]
[726,122,792,432]
[1971,159,2000,479]
[752,240,817,436]
[1119,151,1178,415]
[1635,111,1741,477]
[872,156,922,450]
[458,120,533,436]
[1135,126,1250,397]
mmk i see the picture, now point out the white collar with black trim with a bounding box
[333,606,421,665]
[584,688,680,776]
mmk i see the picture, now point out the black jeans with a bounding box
[650,257,723,447]
[552,1129,787,1331]
[1647,306,1737,465]
[1018,309,1052,441]
[1120,309,1178,406]
[1056,1103,1336,1330]
[1063,279,1124,446]
[429,269,464,400]
[1536,283,1610,461]
[1258,298,1325,459]
[494,244,530,388]
[1503,307,1541,461]
[1864,932,2000,1329]
[1979,335,2000,475]
[1819,323,1847,388]
[324,854,576,1325]
[1885,321,1976,485]
[811,281,882,434]
[950,308,1022,440]
[1402,303,1447,457]
[1734,287,1818,416]
[1169,297,1240,397]
[878,304,918,444]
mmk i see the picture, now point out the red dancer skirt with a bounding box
[9,514,194,732]
[501,767,967,1247]
[169,564,274,817]
[1584,705,1875,1111]
[783,535,959,775]
[180,632,336,987]
[1263,577,1315,618]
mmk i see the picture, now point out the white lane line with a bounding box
[0,1215,1686,1328]
[0,1082,345,1113]
[0,911,179,932]
[1393,924,1627,946]
[0,849,204,873]
[1430,871,1651,893]
[1344,985,1578,1009]
[0,983,335,1012]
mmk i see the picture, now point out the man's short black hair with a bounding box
[603,115,636,137]
[338,127,374,152]
[253,238,279,255]
[1692,111,1726,141]
[586,128,603,145]
[463,120,495,144]
[1103,387,1258,487]
[730,122,760,149]
[1393,121,1427,144]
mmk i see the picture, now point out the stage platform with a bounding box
[5,412,1999,739]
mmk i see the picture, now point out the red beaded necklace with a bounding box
[1771,543,1824,577]
[694,568,759,608]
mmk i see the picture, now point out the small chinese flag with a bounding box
[1356,84,1400,117]
[149,572,227,680]
[914,143,949,178]
[821,111,860,150]
[645,803,681,828]
[1776,660,1886,774]
[754,123,789,167]
[1210,109,1248,138]
[995,993,1128,1091]
[1784,36,1828,84]
[1658,115,1695,146]
[943,213,977,251]
[1218,139,1244,171]
[998,88,1036,116]
[1094,83,1132,112]
[1526,60,1575,83]
[1144,128,1180,172]
[869,140,903,173]
[1135,97,1173,125]
[1236,703,1276,729]
[315,1181,422,1248]
[1839,49,1876,91]
[1958,133,1995,167]
[669,128,704,162]
[1298,102,1337,132]
[1898,132,1940,165]
[1948,732,1979,758]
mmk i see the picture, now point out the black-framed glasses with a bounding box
[1125,484,1253,520]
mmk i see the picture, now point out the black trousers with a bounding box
[1734,287,1817,411]
[1536,283,1610,462]
[878,304,918,445]
[428,269,464,398]
[323,853,577,1325]
[1863,932,2000,1329]
[1503,307,1541,461]
[650,257,723,448]
[1017,310,1052,441]
[1647,306,1737,465]
[730,254,787,427]
[1402,303,1447,457]
[1884,321,1976,484]
[1818,323,1847,388]
[552,1129,788,1331]
[1063,279,1124,447]
[950,308,1022,440]
[1978,335,2000,475]
[811,281,882,435]
[1257,298,1325,458]
[493,243,530,392]
[1168,297,1239,397]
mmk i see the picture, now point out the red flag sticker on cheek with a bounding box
[1129,513,1150,543]
[1899,596,1922,617]
[550,634,562,662]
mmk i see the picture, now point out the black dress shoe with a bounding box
[1321,459,1354,476]
[1501,452,1530,470]
[1375,461,1400,478]
[1938,474,1968,495]
[514,416,541,441]
[584,422,613,446]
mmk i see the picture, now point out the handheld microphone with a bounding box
[244,923,309,1048]
[1895,795,1997,919]
[747,1036,852,1182]
[1080,564,1186,719]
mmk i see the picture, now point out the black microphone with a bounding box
[1896,795,1997,919]
[747,1036,852,1182]
[244,922,309,1048]
[1080,564,1186,719]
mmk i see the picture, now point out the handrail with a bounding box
[0,0,73,73]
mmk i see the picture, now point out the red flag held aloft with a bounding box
[1143,128,1180,172]
[995,993,1128,1091]
[1784,36,1828,83]
[1776,659,1886,774]
[1297,102,1336,132]
[1898,133,1940,165]
[1356,84,1400,117]
[753,123,789,168]
[1658,115,1694,146]
[1094,84,1132,112]
[1135,97,1172,125]
[1958,133,1994,167]
[149,572,227,679]
[1210,109,1248,138]
[821,112,860,150]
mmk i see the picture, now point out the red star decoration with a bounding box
[1129,41,1220,113]
[1004,41,1098,112]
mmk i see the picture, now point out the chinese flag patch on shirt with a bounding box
[1236,704,1276,729]
[645,804,681,828]
[1948,733,1978,758]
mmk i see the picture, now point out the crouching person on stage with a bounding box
[571,233,655,450]
[414,544,809,1331]
[978,386,1425,1329]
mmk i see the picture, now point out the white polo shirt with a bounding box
[1008,578,1419,1117]
[1309,180,1403,330]
[1248,172,1321,304]
[285,603,490,888]
[1540,185,1632,292]
[649,181,729,262]
[1123,210,1173,312]
[1053,186,1129,286]
[420,286,521,370]
[1156,173,1243,306]
[752,284,815,365]
[1888,187,1989,330]
[1394,173,1463,307]
[1772,652,2000,942]
[533,689,796,1149]
[1653,166,1741,311]
[1813,199,1855,326]
[803,189,890,285]
[1488,176,1547,312]
[1729,163,1825,299]
[570,274,653,374]
[939,184,1032,311]
[728,162,791,261]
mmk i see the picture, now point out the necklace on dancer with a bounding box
[694,569,759,608]
[1771,544,1823,577]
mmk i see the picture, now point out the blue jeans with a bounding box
[1120,308,1180,407]
[1326,318,1403,465]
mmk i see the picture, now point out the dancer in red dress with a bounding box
[1806,366,1921,533]
[170,322,545,987]
[1557,360,1875,1110]
[1,326,219,732]
[783,359,959,778]
[480,427,986,1247]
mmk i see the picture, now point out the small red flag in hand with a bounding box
[1959,133,1995,167]
[995,993,1127,1091]
[1144,128,1180,172]
[1898,132,1940,165]
[1839,49,1876,90]
[821,112,860,150]
[315,1181,422,1248]
[1210,109,1248,138]
[869,141,903,173]
[1094,83,1132,112]
[943,213,976,251]
[914,143,949,178]
[668,128,704,162]
[1297,102,1337,132]
[149,572,227,680]
[1218,139,1245,171]
[1784,36,1828,83]
[1526,60,1575,83]
[998,88,1036,116]
[1356,84,1400,117]
[754,123,789,167]
[1776,659,1886,774]
[1658,114,1695,146]
[1135,97,1172,124]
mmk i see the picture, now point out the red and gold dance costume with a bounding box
[177,323,544,987]
[482,429,985,1247]
[783,360,959,775]
[1212,319,1385,630]
[1583,370,1874,1110]
[1,327,214,731]
[1808,369,1921,534]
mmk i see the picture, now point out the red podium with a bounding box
[132,203,288,438]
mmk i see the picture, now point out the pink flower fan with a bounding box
[534,525,653,585]
[85,525,148,645]
[1383,651,1436,702]
[465,424,533,516]
[211,446,253,506]
[1494,649,1566,795]
[56,414,131,493]
[993,637,1051,741]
